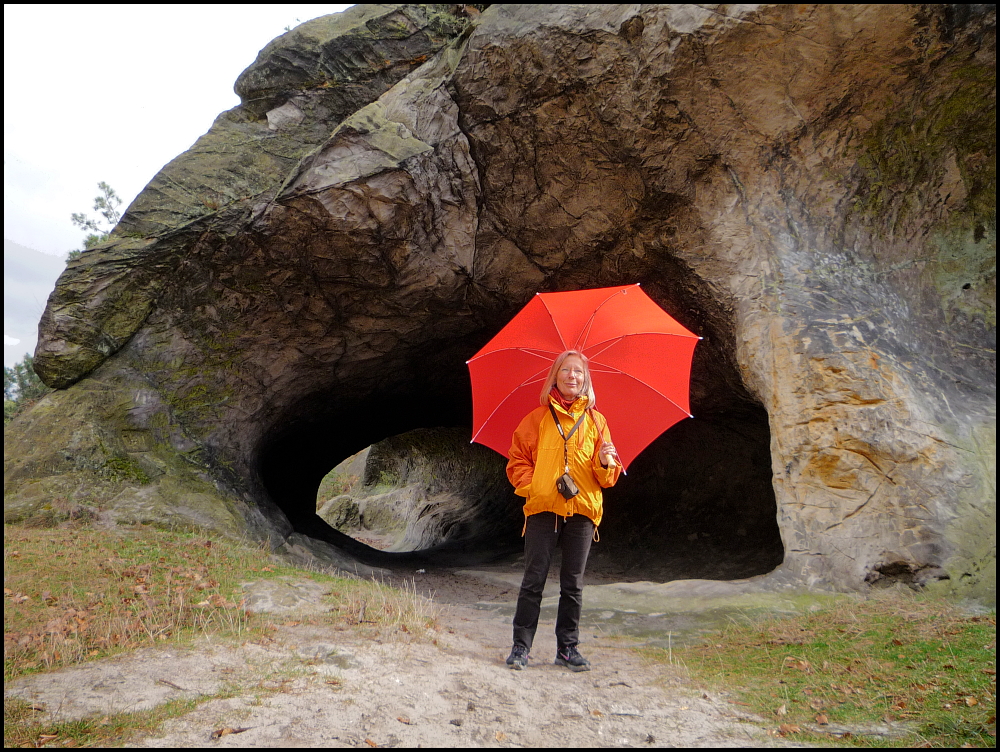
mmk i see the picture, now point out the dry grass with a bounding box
[4,524,440,681]
[3,525,284,680]
[4,520,441,746]
[329,576,439,635]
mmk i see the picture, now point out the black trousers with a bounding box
[512,511,595,651]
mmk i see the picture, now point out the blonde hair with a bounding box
[539,350,596,409]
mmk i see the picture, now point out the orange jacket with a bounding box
[506,395,621,527]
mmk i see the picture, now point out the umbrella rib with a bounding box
[573,287,630,351]
[589,359,694,418]
[584,330,700,359]
[467,346,560,364]
[537,294,569,352]
[470,367,551,443]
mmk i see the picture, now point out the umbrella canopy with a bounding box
[467,284,700,470]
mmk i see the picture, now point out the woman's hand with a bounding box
[599,441,617,469]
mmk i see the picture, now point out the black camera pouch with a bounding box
[556,472,580,499]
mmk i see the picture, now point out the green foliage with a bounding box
[854,64,996,229]
[317,471,360,502]
[3,353,51,424]
[68,181,122,260]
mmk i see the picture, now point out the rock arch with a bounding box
[6,5,994,595]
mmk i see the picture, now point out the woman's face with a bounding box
[555,355,586,400]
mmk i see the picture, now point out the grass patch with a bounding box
[3,524,292,681]
[4,524,439,681]
[327,576,439,635]
[4,520,439,746]
[4,693,214,748]
[650,589,996,747]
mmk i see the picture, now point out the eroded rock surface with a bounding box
[5,4,995,596]
[318,427,519,554]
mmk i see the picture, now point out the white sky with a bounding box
[4,3,352,257]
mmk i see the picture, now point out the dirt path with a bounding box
[7,564,803,748]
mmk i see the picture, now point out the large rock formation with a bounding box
[5,4,995,596]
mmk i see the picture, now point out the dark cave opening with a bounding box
[595,405,784,581]
[256,347,784,580]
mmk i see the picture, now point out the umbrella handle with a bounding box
[589,410,626,475]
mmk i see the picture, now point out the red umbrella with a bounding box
[467,284,700,471]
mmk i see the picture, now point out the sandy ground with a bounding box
[7,563,807,748]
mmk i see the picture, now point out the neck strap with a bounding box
[549,403,586,473]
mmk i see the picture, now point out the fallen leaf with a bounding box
[777,723,801,735]
[495,730,507,742]
[397,716,413,725]
[776,704,788,716]
[449,718,463,726]
[210,727,250,739]
[590,709,604,717]
[282,621,301,627]
[365,739,378,747]
[815,713,829,725]
[965,697,979,707]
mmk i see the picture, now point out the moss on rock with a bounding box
[854,62,995,230]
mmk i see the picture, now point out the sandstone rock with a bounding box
[6,4,995,597]
[318,427,520,554]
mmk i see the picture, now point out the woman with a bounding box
[505,350,621,671]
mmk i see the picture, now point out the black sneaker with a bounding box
[554,645,591,672]
[506,644,529,670]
